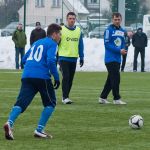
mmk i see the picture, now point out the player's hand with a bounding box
[80,59,84,67]
[54,80,60,89]
[121,49,127,55]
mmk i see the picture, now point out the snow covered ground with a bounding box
[0,27,150,72]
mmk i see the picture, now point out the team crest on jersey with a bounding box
[114,37,122,47]
[112,30,124,37]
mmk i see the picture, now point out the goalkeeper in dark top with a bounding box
[3,24,62,140]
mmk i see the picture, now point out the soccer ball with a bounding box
[129,115,144,129]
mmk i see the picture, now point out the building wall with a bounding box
[0,0,5,5]
[18,0,89,26]
[80,0,99,13]
[19,0,62,26]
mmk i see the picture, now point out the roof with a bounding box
[67,0,89,14]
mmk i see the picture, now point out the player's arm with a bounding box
[22,49,31,65]
[78,32,84,67]
[47,43,59,81]
[78,32,84,59]
[120,34,127,55]
[104,29,121,53]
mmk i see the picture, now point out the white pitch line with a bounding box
[0,95,41,98]
[0,87,19,89]
[72,89,150,94]
[0,71,22,74]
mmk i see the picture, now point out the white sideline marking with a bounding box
[0,80,20,82]
[0,87,20,90]
[0,72,22,74]
[0,91,18,93]
[72,90,150,94]
[0,88,149,94]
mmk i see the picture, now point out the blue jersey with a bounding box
[104,24,125,64]
[22,37,59,80]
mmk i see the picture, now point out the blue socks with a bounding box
[36,106,54,132]
[7,105,54,132]
[8,106,22,128]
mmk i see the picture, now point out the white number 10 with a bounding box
[27,45,44,62]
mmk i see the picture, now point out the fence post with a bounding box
[99,0,101,34]
[24,0,26,32]
[118,0,125,26]
[62,0,63,23]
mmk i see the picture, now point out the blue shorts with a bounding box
[15,78,56,112]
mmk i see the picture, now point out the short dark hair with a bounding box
[67,12,76,18]
[18,23,22,25]
[112,12,122,18]
[47,24,62,36]
[36,21,41,26]
[60,22,64,26]
[137,27,143,31]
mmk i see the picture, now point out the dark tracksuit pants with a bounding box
[15,78,56,113]
[100,62,121,100]
[121,46,128,71]
[121,54,127,71]
[59,60,77,99]
[15,47,25,69]
[133,47,145,72]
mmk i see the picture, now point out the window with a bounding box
[56,18,59,24]
[56,18,62,24]
[52,0,60,7]
[35,0,45,7]
[90,0,98,3]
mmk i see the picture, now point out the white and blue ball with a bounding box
[129,115,144,129]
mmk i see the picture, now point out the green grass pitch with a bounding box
[0,70,150,150]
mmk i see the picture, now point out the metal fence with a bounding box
[0,0,150,38]
[1,0,150,70]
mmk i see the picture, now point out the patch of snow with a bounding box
[0,27,150,72]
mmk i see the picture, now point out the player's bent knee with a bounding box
[14,103,28,113]
[44,106,55,115]
[43,99,57,108]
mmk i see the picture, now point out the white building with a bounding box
[0,0,5,5]
[18,0,89,26]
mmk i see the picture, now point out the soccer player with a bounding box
[58,12,84,104]
[3,24,62,140]
[99,12,127,104]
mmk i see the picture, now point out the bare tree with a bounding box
[0,0,23,28]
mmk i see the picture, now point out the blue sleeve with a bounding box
[47,43,59,81]
[78,32,84,60]
[104,29,121,53]
[121,33,125,49]
[22,49,31,65]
